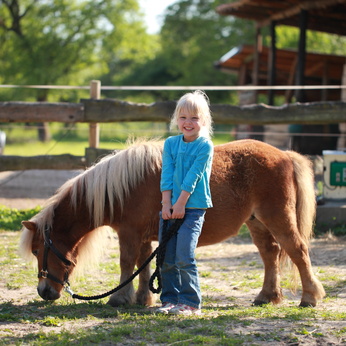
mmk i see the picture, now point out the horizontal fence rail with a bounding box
[0,81,346,171]
[1,100,346,125]
[0,154,86,171]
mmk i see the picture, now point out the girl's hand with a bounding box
[161,203,172,220]
[171,203,185,219]
[171,190,189,219]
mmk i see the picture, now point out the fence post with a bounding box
[89,80,100,148]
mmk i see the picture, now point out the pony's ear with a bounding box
[22,221,37,232]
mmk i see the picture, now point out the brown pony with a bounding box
[20,139,325,307]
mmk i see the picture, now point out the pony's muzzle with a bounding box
[37,280,61,300]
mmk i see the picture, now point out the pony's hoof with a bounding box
[107,295,135,307]
[299,301,316,308]
[136,295,155,307]
[252,300,270,306]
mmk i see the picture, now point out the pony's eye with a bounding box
[32,250,39,257]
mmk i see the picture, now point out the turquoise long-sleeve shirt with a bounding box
[160,134,213,209]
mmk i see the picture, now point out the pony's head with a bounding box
[19,181,74,300]
[19,138,163,301]
[20,216,111,301]
[20,220,72,300]
[18,168,114,300]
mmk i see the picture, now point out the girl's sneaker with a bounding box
[155,302,175,314]
[168,303,201,315]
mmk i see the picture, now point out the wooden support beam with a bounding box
[339,64,346,148]
[295,9,308,102]
[252,26,261,104]
[321,62,329,101]
[285,56,298,103]
[268,20,277,106]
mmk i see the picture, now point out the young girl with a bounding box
[156,90,214,315]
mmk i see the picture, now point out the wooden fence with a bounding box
[0,81,346,171]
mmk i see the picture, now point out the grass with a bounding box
[0,229,345,345]
[314,224,346,237]
[1,297,345,345]
[0,205,42,231]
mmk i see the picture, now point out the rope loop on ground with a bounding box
[71,218,184,301]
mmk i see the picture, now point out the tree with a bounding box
[161,0,252,85]
[0,0,153,139]
[120,0,257,103]
[97,0,161,98]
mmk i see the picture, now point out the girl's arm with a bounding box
[160,139,174,192]
[161,190,172,220]
[172,190,190,219]
[160,139,174,220]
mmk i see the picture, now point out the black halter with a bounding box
[38,227,75,288]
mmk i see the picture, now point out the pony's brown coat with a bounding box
[20,139,325,307]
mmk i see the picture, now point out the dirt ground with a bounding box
[0,170,346,344]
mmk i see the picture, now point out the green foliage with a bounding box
[331,225,346,236]
[120,0,256,103]
[314,224,346,237]
[0,205,41,231]
[274,26,346,55]
[1,0,345,106]
[0,0,153,102]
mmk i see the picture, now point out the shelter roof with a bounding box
[216,0,346,36]
[215,45,345,80]
[214,45,346,100]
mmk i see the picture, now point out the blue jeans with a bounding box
[158,208,206,309]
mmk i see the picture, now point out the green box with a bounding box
[330,161,346,186]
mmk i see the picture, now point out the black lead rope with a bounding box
[148,218,184,293]
[70,218,184,301]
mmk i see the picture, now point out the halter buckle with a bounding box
[64,284,74,297]
[40,269,48,279]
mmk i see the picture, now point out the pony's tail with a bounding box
[288,150,316,243]
[281,151,316,291]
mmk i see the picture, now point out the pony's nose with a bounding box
[37,281,60,300]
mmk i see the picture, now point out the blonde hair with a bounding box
[170,90,213,139]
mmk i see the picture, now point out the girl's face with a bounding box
[177,111,204,142]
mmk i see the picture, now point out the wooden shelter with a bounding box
[216,0,346,36]
[215,0,346,154]
[215,44,345,103]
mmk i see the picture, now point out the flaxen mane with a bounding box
[70,138,163,227]
[20,138,164,269]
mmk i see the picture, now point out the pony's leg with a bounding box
[256,207,325,307]
[107,231,138,307]
[135,241,155,306]
[272,228,325,307]
[247,219,283,305]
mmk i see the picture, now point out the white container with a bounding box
[322,150,346,200]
